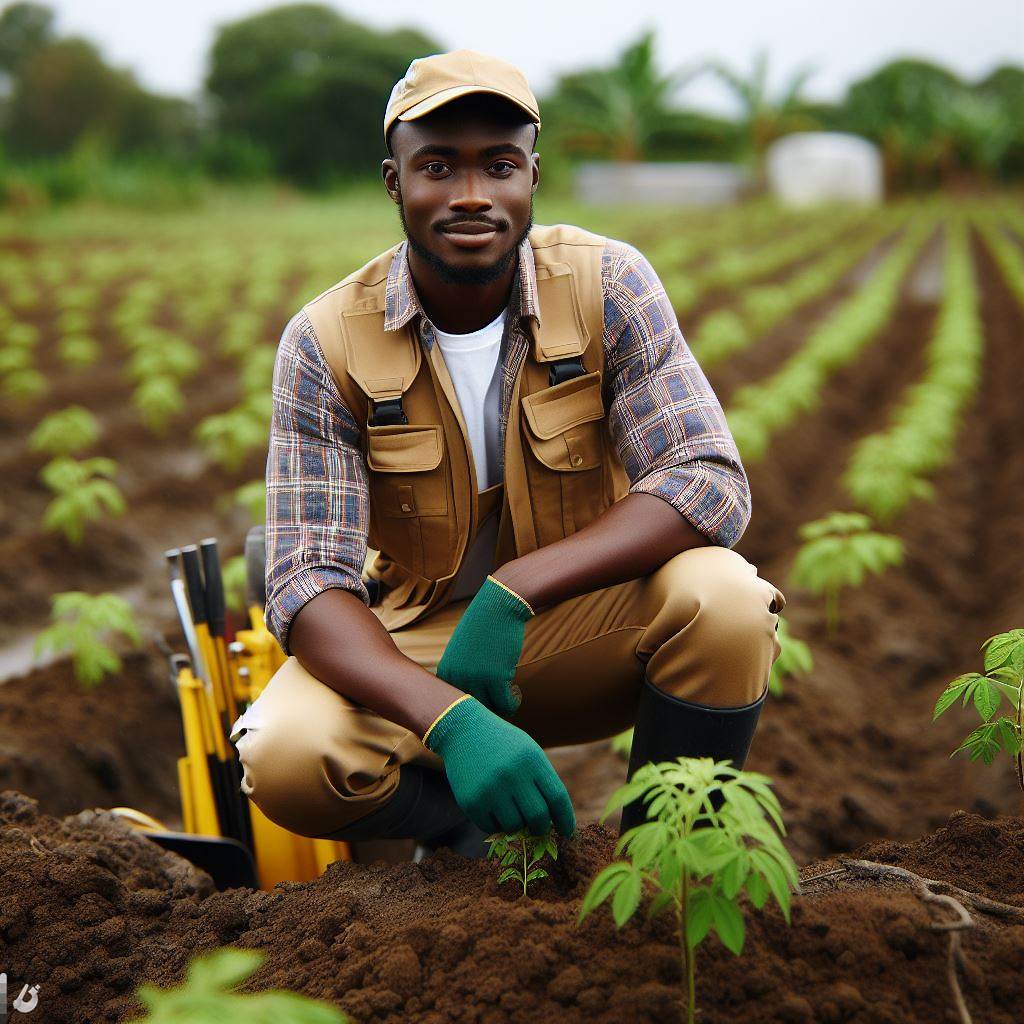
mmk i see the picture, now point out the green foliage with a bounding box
[39,455,125,544]
[842,218,982,521]
[222,555,249,615]
[610,727,634,761]
[131,946,348,1023]
[543,31,701,162]
[579,758,798,1024]
[126,337,201,383]
[2,366,46,400]
[767,616,813,697]
[133,375,185,434]
[28,405,100,457]
[34,591,141,689]
[57,333,100,369]
[486,829,558,897]
[226,480,267,525]
[934,629,1024,785]
[205,4,439,187]
[789,511,904,637]
[700,49,819,160]
[841,59,1019,186]
[727,215,934,464]
[194,400,269,472]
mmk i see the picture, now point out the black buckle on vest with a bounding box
[370,397,408,426]
[548,356,586,387]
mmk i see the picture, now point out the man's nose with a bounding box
[449,173,492,213]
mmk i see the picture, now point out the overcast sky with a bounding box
[46,1,1024,115]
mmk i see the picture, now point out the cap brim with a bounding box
[396,84,540,129]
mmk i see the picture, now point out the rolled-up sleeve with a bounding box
[602,240,752,548]
[264,311,371,655]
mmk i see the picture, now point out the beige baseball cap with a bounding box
[384,49,541,144]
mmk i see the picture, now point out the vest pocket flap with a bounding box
[521,370,604,440]
[366,425,443,472]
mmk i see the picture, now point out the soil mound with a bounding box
[1,792,1021,1023]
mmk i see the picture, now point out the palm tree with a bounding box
[546,30,702,161]
[701,50,819,162]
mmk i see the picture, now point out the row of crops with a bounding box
[2,192,1024,1021]
[2,197,1020,690]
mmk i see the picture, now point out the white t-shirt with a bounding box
[434,308,506,601]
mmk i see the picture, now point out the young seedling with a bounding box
[28,406,100,458]
[934,627,1024,789]
[40,455,125,545]
[133,376,185,434]
[34,592,141,689]
[767,615,813,697]
[609,727,634,761]
[486,828,558,898]
[579,757,799,1024]
[133,946,347,1023]
[789,510,903,637]
[195,401,270,472]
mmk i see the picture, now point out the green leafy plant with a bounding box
[934,628,1023,788]
[579,758,799,1024]
[40,456,125,545]
[28,406,100,457]
[789,511,904,637]
[133,375,185,434]
[768,615,813,696]
[130,946,347,1023]
[610,727,634,760]
[222,554,249,614]
[57,334,101,369]
[486,828,558,897]
[195,401,269,472]
[2,367,46,401]
[34,592,141,688]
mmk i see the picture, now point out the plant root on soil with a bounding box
[803,857,1024,1024]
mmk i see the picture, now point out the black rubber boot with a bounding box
[618,676,768,835]
[321,764,488,858]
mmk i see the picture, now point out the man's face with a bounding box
[382,102,539,286]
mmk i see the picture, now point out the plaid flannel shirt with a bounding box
[265,234,751,654]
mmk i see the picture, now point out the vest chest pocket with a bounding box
[365,424,453,579]
[521,370,607,542]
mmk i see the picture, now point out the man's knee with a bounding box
[232,709,399,840]
[645,546,785,707]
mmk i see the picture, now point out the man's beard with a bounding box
[398,198,534,286]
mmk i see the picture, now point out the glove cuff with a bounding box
[484,575,535,620]
[422,694,475,751]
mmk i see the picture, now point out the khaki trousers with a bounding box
[230,545,786,839]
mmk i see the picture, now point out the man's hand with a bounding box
[424,695,576,837]
[435,575,534,717]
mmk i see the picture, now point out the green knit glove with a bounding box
[424,695,576,837]
[435,575,534,717]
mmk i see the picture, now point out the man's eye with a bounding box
[424,162,449,175]
[491,161,516,174]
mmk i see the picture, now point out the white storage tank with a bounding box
[766,132,883,207]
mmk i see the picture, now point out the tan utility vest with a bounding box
[304,223,630,631]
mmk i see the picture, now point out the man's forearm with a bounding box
[288,588,466,738]
[492,492,710,613]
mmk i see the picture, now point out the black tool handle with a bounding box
[200,538,226,639]
[180,545,208,627]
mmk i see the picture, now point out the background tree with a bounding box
[699,49,820,163]
[204,3,438,187]
[542,31,713,162]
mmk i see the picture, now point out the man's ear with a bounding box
[382,160,401,204]
[531,152,541,194]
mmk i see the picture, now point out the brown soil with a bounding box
[2,213,1024,1020]
[0,652,183,827]
[1,790,1021,1024]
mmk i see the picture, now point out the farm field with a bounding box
[1,188,1023,1022]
